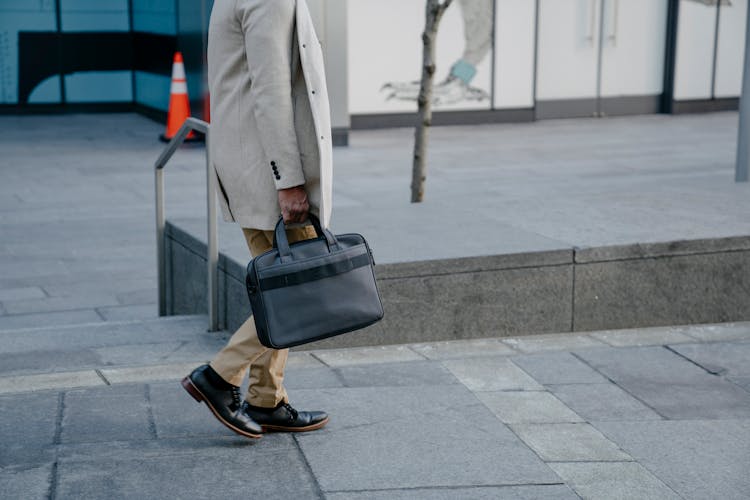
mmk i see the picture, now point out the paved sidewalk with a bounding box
[1,318,749,499]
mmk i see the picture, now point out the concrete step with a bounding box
[0,315,228,381]
[0,313,208,334]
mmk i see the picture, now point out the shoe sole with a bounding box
[261,417,330,433]
[181,377,262,440]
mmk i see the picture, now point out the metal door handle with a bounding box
[606,0,619,47]
[585,0,597,47]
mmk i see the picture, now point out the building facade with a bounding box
[0,0,746,138]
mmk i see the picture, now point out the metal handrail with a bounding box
[155,117,219,331]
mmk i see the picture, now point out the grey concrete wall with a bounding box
[164,222,750,348]
[573,236,750,331]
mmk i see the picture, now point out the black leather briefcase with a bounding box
[246,215,384,349]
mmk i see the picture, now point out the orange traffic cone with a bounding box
[160,52,197,142]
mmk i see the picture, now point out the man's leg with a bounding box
[235,225,329,431]
[181,228,276,440]
[209,226,315,400]
[183,224,327,435]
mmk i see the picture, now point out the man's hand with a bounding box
[278,186,309,224]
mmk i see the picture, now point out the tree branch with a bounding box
[410,0,454,203]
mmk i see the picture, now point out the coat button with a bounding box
[311,90,315,94]
[302,44,306,48]
[275,175,281,180]
[270,161,276,166]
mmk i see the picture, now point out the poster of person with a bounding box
[347,0,494,114]
[382,0,493,107]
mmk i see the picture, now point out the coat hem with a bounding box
[222,208,322,232]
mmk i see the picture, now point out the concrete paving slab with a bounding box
[679,322,750,342]
[0,286,46,302]
[590,326,694,347]
[1,294,121,316]
[311,345,424,367]
[594,420,750,500]
[0,348,102,375]
[0,309,104,332]
[476,391,583,424]
[510,423,632,462]
[291,385,476,434]
[62,256,154,277]
[325,485,578,500]
[281,367,345,391]
[42,277,155,299]
[511,352,608,384]
[96,303,158,321]
[0,464,52,500]
[574,346,750,419]
[61,385,152,444]
[669,341,750,376]
[0,316,211,355]
[148,381,239,439]
[442,356,544,392]
[409,338,516,360]
[0,370,104,395]
[55,436,318,500]
[729,376,750,392]
[115,289,157,306]
[502,334,605,353]
[0,270,151,293]
[0,393,59,467]
[336,205,572,264]
[294,385,560,491]
[92,340,218,366]
[0,259,69,281]
[335,361,459,388]
[286,352,327,368]
[549,462,681,500]
[548,383,663,422]
[141,315,212,335]
[100,362,204,384]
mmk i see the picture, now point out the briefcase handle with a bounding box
[273,214,339,263]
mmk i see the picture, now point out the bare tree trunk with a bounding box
[411,0,453,203]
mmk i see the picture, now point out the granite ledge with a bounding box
[575,235,750,264]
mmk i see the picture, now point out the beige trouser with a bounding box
[209,225,317,407]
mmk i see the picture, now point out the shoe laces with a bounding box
[230,386,242,410]
[282,403,298,421]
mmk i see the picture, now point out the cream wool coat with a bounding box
[207,0,333,230]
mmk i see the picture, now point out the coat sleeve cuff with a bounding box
[269,157,306,190]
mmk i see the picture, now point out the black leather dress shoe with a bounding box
[182,365,262,439]
[244,402,329,433]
